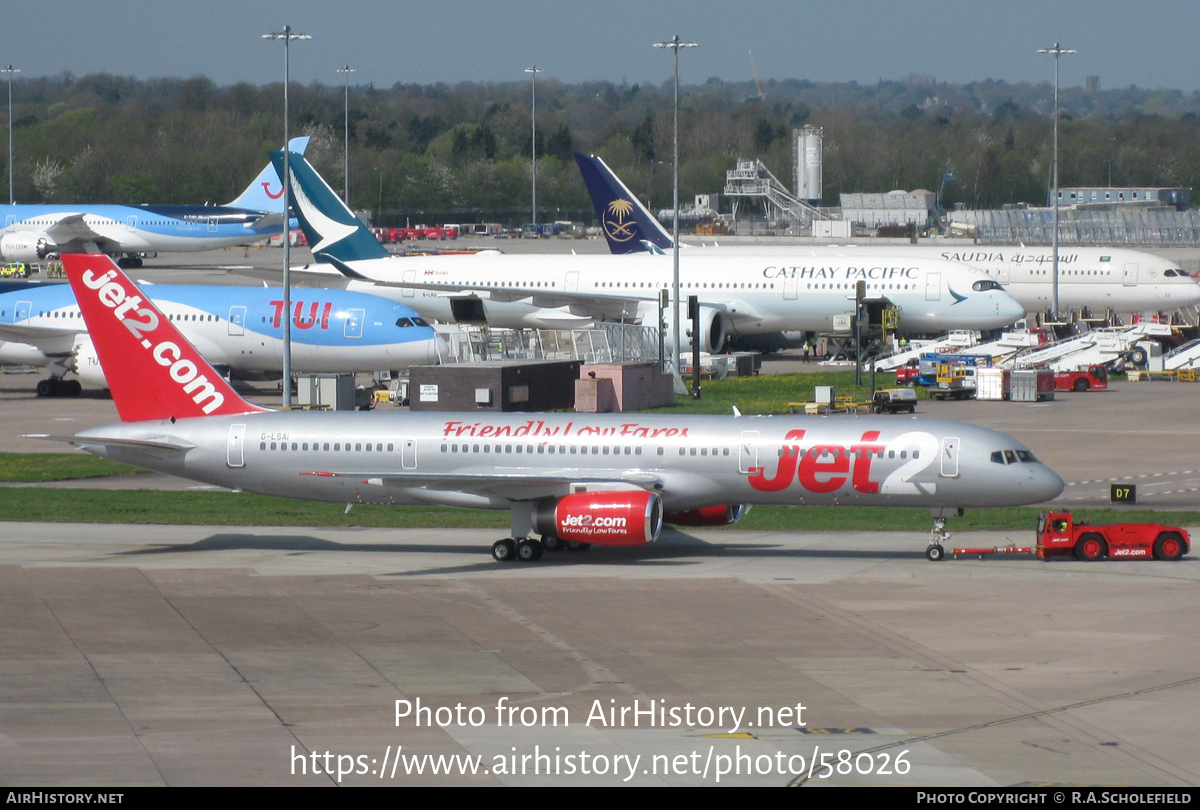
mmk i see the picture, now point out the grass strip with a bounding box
[1,488,1195,533]
[0,453,145,482]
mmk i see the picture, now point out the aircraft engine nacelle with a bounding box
[662,304,727,353]
[0,234,55,262]
[70,335,108,389]
[663,504,748,527]
[535,490,663,546]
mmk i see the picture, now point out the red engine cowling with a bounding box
[536,490,663,546]
[664,504,747,527]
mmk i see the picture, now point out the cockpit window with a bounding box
[396,317,414,327]
[992,449,1040,464]
[1164,268,1183,277]
[972,280,1004,292]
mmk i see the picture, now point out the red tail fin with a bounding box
[62,254,268,422]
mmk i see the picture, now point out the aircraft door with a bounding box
[402,439,417,470]
[939,436,960,478]
[565,271,579,292]
[738,430,759,474]
[344,309,365,339]
[126,215,138,232]
[227,424,247,468]
[401,268,416,298]
[4,215,15,228]
[227,305,246,336]
[208,217,218,233]
[784,272,798,300]
[14,300,31,322]
[1123,263,1138,286]
[925,272,942,301]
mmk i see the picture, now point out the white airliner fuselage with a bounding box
[329,251,1027,342]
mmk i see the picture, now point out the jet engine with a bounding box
[664,504,748,527]
[0,234,55,263]
[535,490,663,546]
[70,335,107,389]
[661,304,727,353]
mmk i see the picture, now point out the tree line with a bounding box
[6,71,1200,225]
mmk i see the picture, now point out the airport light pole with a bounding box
[1038,42,1075,320]
[525,66,541,227]
[1,65,18,205]
[654,36,696,393]
[337,65,355,204]
[263,25,310,408]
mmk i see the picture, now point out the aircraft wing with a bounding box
[0,324,78,357]
[304,468,663,501]
[41,214,113,249]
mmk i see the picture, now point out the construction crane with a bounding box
[749,49,766,101]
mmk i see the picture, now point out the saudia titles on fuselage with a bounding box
[939,251,1079,265]
[762,266,920,280]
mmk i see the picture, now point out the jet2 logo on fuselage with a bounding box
[603,199,638,242]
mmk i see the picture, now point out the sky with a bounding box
[6,1,1200,93]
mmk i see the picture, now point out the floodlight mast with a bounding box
[654,36,697,394]
[525,66,542,227]
[337,65,356,204]
[262,25,311,408]
[1,65,19,205]
[1038,42,1076,321]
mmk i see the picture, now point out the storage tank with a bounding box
[794,125,823,206]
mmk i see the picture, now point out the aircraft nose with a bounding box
[1178,280,1200,307]
[1027,464,1066,503]
[997,292,1026,324]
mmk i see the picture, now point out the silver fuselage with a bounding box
[75,410,1064,513]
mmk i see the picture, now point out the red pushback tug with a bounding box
[951,511,1190,561]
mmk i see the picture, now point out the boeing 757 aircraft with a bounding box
[35,254,1065,563]
[275,151,1025,349]
[575,152,1200,316]
[0,265,444,396]
[0,137,311,267]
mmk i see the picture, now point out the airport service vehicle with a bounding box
[870,388,917,413]
[275,151,1025,344]
[573,152,1200,316]
[0,138,310,267]
[929,359,980,401]
[1054,365,1109,392]
[895,361,920,386]
[0,261,444,395]
[953,512,1189,561]
[1037,511,1188,560]
[34,255,1065,565]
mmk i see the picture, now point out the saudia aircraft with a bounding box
[274,151,1025,350]
[575,153,1200,315]
[0,265,444,396]
[0,137,312,268]
[34,254,1065,563]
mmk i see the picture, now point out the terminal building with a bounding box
[1053,187,1190,211]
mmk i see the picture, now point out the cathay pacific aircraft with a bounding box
[275,151,1025,349]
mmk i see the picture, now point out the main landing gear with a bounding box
[36,378,82,397]
[491,536,591,562]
